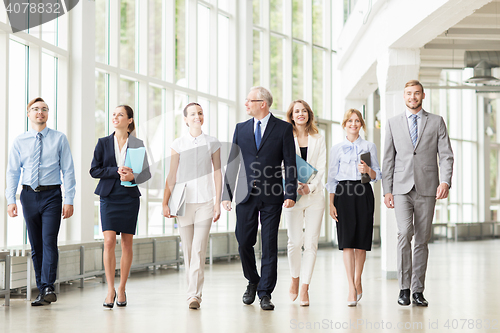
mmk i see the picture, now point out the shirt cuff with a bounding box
[64,198,74,205]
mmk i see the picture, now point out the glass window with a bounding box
[198,97,211,135]
[218,14,230,99]
[95,71,107,142]
[7,40,28,246]
[175,92,188,139]
[218,0,229,12]
[270,0,283,33]
[462,142,473,204]
[292,0,304,40]
[218,102,229,143]
[95,0,107,63]
[270,35,284,111]
[176,0,187,86]
[41,53,57,129]
[491,149,498,199]
[120,78,136,111]
[41,17,57,45]
[253,0,260,25]
[147,86,165,197]
[313,47,324,117]
[292,42,305,100]
[197,4,210,94]
[120,0,136,72]
[148,0,163,79]
[148,202,166,235]
[253,30,261,86]
[312,0,324,45]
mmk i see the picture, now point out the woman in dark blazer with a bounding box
[90,105,151,308]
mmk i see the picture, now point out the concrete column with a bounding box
[66,0,96,242]
[376,48,420,279]
[0,27,9,247]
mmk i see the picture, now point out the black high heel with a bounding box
[103,289,116,309]
[116,291,127,307]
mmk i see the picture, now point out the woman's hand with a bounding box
[118,166,134,181]
[213,203,221,223]
[297,182,310,196]
[357,160,371,174]
[162,204,175,218]
[329,203,338,221]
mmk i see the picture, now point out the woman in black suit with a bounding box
[90,105,151,308]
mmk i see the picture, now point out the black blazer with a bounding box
[222,113,297,205]
[90,133,151,197]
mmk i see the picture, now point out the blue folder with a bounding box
[121,147,146,187]
[283,154,318,202]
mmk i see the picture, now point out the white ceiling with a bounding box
[421,0,500,85]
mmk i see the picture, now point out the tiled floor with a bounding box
[1,239,499,332]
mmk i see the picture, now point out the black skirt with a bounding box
[334,180,374,251]
[100,180,140,235]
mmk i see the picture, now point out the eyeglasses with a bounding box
[245,99,264,103]
[30,107,49,113]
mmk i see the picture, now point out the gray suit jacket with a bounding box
[382,110,454,197]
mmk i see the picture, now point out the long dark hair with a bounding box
[117,105,135,133]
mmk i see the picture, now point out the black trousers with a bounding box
[235,192,282,299]
[20,187,62,292]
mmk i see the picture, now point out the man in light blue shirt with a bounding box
[6,97,76,306]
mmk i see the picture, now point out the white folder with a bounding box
[168,183,187,217]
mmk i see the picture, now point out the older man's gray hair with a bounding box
[251,86,273,108]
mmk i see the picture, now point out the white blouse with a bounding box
[114,136,128,167]
[171,132,221,204]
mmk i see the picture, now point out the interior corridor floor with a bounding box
[1,239,499,333]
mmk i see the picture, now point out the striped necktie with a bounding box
[30,132,43,190]
[255,120,262,149]
[410,114,418,148]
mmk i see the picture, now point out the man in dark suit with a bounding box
[222,86,297,310]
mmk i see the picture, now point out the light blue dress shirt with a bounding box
[6,127,76,205]
[325,136,382,194]
[253,112,271,137]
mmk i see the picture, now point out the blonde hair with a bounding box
[342,109,366,131]
[286,100,318,135]
[404,80,424,93]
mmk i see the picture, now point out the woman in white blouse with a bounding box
[326,109,381,306]
[162,102,222,310]
[284,100,326,306]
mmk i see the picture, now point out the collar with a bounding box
[29,126,50,138]
[406,108,423,119]
[185,131,205,143]
[254,112,271,127]
[343,135,362,146]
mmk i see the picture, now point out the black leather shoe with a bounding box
[242,283,258,305]
[260,295,275,310]
[398,289,411,306]
[103,289,116,309]
[116,291,127,307]
[412,292,429,307]
[43,287,57,303]
[31,292,50,306]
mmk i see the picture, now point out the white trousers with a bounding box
[177,201,213,302]
[283,193,325,284]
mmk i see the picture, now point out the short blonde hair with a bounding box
[404,80,424,93]
[342,109,366,131]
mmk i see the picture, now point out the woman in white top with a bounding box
[162,102,222,310]
[284,100,326,306]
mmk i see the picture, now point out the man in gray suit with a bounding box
[382,80,454,307]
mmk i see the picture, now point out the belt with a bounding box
[23,185,60,192]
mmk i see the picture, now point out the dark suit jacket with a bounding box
[90,133,151,197]
[222,113,297,205]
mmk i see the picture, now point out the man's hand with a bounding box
[384,193,394,209]
[436,183,449,200]
[283,199,295,208]
[222,200,232,211]
[62,204,74,219]
[7,204,18,217]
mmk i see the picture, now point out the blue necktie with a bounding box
[255,120,262,149]
[31,132,42,190]
[410,114,418,148]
